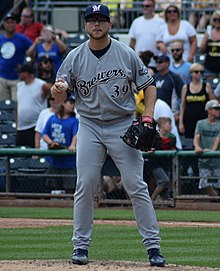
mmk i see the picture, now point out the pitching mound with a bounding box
[0,260,219,271]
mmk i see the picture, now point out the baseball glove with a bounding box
[48,142,67,150]
[121,116,160,151]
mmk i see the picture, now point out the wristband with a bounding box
[141,116,153,123]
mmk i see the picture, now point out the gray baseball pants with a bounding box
[72,116,161,251]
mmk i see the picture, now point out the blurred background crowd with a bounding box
[0,0,220,200]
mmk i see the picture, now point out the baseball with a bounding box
[56,80,68,92]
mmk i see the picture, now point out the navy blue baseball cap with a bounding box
[154,54,170,62]
[84,4,110,20]
[68,94,75,102]
[4,13,16,22]
[18,63,34,74]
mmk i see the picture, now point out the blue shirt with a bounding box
[43,114,79,169]
[36,43,63,73]
[0,33,32,80]
[170,61,192,85]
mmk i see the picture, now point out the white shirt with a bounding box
[214,82,220,98]
[35,108,55,149]
[129,16,165,67]
[154,99,182,149]
[156,20,196,61]
[17,78,48,130]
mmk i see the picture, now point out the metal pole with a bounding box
[5,157,11,192]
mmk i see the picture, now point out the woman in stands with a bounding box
[27,27,67,73]
[156,4,197,63]
[179,63,215,139]
[199,10,220,78]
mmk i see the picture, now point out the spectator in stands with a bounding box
[189,0,220,31]
[179,63,215,139]
[103,176,128,200]
[129,0,165,71]
[14,0,30,22]
[158,117,177,150]
[199,10,220,78]
[0,13,32,101]
[16,6,69,41]
[16,63,50,148]
[136,49,182,148]
[153,54,184,121]
[193,99,220,197]
[37,56,55,84]
[135,92,182,149]
[148,117,176,202]
[15,7,44,42]
[156,4,197,63]
[169,41,192,85]
[35,95,60,150]
[214,82,220,101]
[42,97,79,194]
[27,27,67,73]
[138,50,155,76]
[156,0,181,13]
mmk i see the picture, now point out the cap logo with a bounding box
[92,5,101,12]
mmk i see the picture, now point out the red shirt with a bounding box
[16,22,44,42]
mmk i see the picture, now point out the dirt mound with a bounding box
[0,260,219,271]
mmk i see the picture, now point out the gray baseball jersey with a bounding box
[57,38,161,254]
[57,38,154,121]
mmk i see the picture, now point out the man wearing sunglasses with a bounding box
[16,7,44,42]
[154,54,184,121]
[129,0,165,71]
[169,41,192,85]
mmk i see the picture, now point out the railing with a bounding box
[1,1,218,33]
[0,148,219,205]
[32,1,220,33]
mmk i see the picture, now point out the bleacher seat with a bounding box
[9,157,49,193]
[0,134,16,147]
[0,122,16,135]
[0,110,16,123]
[205,77,220,90]
[67,33,89,49]
[0,100,16,112]
[10,157,49,171]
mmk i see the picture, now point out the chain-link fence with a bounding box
[1,149,219,205]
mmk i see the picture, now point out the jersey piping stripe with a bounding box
[137,77,154,91]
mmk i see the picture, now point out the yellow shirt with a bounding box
[101,0,133,16]
[135,90,145,117]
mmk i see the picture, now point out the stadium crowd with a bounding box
[0,1,220,199]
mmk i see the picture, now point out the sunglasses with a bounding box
[142,5,153,8]
[171,48,182,53]
[42,60,52,64]
[21,14,32,18]
[213,18,220,23]
[192,70,204,74]
[166,9,178,14]
[86,17,109,24]
[156,60,165,64]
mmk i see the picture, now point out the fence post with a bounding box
[5,157,11,192]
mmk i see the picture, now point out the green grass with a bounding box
[0,206,220,222]
[0,225,219,267]
[0,207,220,268]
